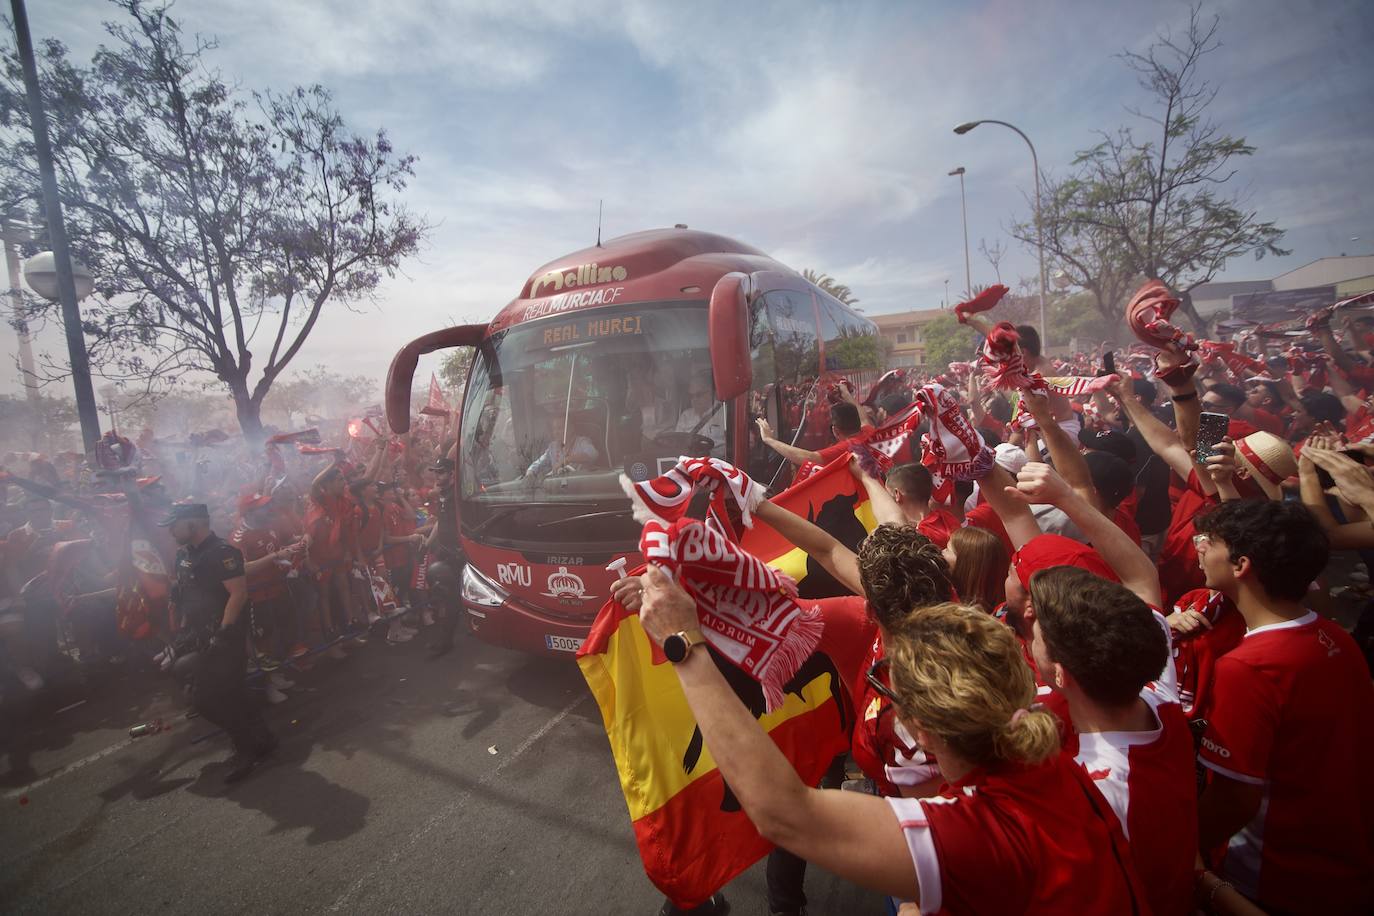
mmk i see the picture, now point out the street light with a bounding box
[954,119,1048,350]
[948,166,971,299]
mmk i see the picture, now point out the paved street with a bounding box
[0,631,877,915]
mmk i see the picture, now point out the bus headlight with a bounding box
[462,564,507,607]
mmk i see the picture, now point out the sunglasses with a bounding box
[865,657,900,703]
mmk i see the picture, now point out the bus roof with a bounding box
[490,228,787,332]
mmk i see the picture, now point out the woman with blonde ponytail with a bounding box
[640,578,1145,915]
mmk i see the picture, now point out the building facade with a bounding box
[872,308,946,369]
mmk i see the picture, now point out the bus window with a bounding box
[764,289,825,453]
[459,303,725,529]
[747,296,786,487]
[820,295,883,393]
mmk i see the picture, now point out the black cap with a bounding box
[157,502,210,526]
[1083,452,1134,511]
[428,457,456,473]
[1078,427,1136,465]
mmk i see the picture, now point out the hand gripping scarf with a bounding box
[1127,279,1197,353]
[1197,340,1267,380]
[978,324,1118,411]
[641,516,822,713]
[622,456,766,543]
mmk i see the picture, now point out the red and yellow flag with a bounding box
[577,457,877,908]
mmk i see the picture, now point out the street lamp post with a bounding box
[954,119,1048,350]
[10,0,102,456]
[948,167,972,299]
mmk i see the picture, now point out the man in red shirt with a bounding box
[1195,500,1374,914]
[883,463,959,548]
[756,401,872,470]
[1028,566,1197,916]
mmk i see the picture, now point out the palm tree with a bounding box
[802,268,859,306]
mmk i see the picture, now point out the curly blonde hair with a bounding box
[886,603,1059,767]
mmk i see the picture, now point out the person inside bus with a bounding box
[626,360,674,440]
[755,400,868,468]
[522,412,602,481]
[674,378,726,447]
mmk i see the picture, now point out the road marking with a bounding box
[2,737,135,801]
[326,692,588,912]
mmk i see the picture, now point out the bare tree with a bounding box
[978,237,1006,285]
[1012,2,1286,330]
[0,1,427,439]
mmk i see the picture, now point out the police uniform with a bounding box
[166,504,275,766]
[424,460,465,654]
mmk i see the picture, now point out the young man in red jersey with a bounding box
[1194,499,1374,914]
[1027,566,1197,916]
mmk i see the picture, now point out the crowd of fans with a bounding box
[4,283,1374,910]
[631,292,1374,915]
[0,415,464,711]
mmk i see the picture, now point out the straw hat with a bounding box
[1233,431,1296,500]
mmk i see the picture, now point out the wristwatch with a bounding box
[663,629,707,664]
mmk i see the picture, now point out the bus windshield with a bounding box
[458,301,722,522]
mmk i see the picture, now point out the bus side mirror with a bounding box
[385,324,486,434]
[709,272,753,402]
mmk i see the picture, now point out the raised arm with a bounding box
[851,458,905,527]
[1006,463,1161,607]
[978,463,1042,551]
[754,500,863,595]
[756,418,823,468]
[639,566,918,901]
[1105,376,1215,494]
[1021,392,1094,505]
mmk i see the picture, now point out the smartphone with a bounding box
[1195,412,1229,464]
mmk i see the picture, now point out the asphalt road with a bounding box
[0,630,879,915]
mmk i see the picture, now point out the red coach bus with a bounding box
[385,227,879,656]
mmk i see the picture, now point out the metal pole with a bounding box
[10,0,102,456]
[958,171,972,298]
[2,218,40,402]
[1031,149,1047,352]
[953,119,1049,349]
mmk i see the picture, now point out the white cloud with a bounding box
[6,0,1372,401]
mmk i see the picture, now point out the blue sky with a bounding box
[7,0,1373,394]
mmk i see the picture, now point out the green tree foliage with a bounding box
[439,349,473,391]
[827,330,884,371]
[0,1,427,439]
[802,268,859,306]
[920,314,976,370]
[1011,3,1286,331]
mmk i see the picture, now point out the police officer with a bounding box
[163,502,277,783]
[423,457,465,656]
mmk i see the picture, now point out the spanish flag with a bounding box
[577,458,877,908]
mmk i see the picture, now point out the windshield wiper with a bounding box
[466,501,599,537]
[534,507,635,529]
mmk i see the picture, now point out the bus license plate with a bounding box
[545,635,583,653]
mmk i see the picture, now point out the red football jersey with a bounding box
[1156,470,1217,605]
[851,634,940,796]
[888,753,1144,914]
[1199,612,1374,913]
[382,502,417,570]
[915,506,960,549]
[1075,684,1198,916]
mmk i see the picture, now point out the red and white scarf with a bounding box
[642,517,822,713]
[1127,279,1197,354]
[979,322,1117,399]
[622,456,765,542]
[915,384,994,482]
